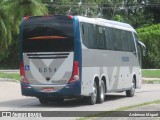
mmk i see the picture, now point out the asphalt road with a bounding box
[0,81,160,119]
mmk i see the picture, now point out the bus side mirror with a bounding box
[138,41,146,56]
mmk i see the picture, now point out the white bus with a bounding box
[20,15,145,105]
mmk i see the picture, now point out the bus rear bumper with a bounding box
[21,81,81,98]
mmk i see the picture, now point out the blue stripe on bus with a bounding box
[21,81,81,97]
[19,18,24,61]
[73,16,82,95]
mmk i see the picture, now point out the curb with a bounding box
[142,78,160,81]
[0,70,19,74]
[0,78,19,83]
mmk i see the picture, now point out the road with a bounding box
[0,81,160,118]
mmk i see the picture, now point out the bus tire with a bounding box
[126,78,136,97]
[97,80,105,103]
[87,82,97,105]
[39,97,49,104]
[53,98,64,103]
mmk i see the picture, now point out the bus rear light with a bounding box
[23,86,31,89]
[68,61,80,84]
[68,15,73,19]
[20,62,25,76]
[20,62,29,84]
[24,16,29,21]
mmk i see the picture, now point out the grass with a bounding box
[114,100,160,111]
[143,80,160,84]
[77,100,160,120]
[142,69,160,78]
[0,72,20,80]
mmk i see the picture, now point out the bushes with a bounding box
[0,40,19,69]
[137,24,160,68]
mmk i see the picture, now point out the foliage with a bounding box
[0,0,48,67]
[0,0,12,60]
[0,40,19,69]
[47,0,99,17]
[6,0,48,34]
[137,24,160,68]
[101,0,154,28]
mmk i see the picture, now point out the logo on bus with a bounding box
[122,57,129,62]
[25,65,30,71]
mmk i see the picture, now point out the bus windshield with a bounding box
[22,16,74,52]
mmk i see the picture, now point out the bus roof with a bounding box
[22,15,136,33]
[76,16,136,33]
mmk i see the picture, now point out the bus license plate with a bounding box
[43,87,54,92]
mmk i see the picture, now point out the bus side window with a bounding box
[129,32,136,53]
[81,23,89,48]
[105,27,114,50]
[95,26,106,49]
[121,30,129,51]
[88,24,95,49]
[112,28,122,51]
[81,23,96,49]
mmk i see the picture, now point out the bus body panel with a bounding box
[81,49,141,96]
[23,52,73,91]
[77,16,142,96]
[21,81,81,98]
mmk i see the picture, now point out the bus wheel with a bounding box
[39,97,49,104]
[53,98,64,103]
[87,82,97,105]
[126,78,135,97]
[97,80,105,103]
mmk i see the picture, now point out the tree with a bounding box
[0,0,12,59]
[144,0,160,24]
[0,0,48,68]
[45,0,99,17]
[137,24,160,68]
[101,0,123,19]
[6,0,48,34]
[101,0,154,28]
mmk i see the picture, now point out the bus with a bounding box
[19,15,146,105]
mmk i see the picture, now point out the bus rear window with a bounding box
[22,16,74,52]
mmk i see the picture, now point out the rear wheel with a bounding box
[53,98,64,103]
[97,80,105,103]
[126,78,136,97]
[87,82,97,105]
[39,98,49,104]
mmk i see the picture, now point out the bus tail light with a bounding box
[24,16,29,21]
[68,61,80,84]
[68,15,73,19]
[20,62,29,84]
